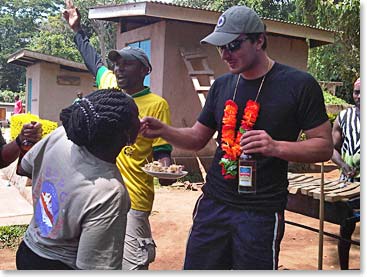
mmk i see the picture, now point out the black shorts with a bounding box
[183,193,285,270]
[16,240,73,270]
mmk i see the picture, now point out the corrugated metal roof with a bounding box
[148,0,218,11]
[91,0,335,33]
[7,49,88,72]
[88,0,336,46]
[152,0,335,32]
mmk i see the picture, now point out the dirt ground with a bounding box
[149,183,360,270]
[0,162,360,271]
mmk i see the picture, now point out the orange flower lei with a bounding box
[219,99,260,179]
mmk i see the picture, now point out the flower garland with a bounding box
[219,99,260,179]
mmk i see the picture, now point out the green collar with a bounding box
[131,87,151,98]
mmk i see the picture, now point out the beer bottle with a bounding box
[16,121,36,175]
[238,154,257,194]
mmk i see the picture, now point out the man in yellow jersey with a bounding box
[63,2,173,270]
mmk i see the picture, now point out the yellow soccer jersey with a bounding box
[97,66,172,211]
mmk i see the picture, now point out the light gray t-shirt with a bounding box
[21,127,130,269]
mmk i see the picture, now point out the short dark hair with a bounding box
[60,88,137,148]
[246,32,267,50]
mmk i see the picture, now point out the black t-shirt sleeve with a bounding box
[296,73,329,131]
[197,81,219,130]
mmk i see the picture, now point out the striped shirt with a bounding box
[338,106,360,179]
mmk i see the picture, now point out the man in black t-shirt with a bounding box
[141,5,333,270]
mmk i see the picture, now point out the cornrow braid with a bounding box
[60,88,137,147]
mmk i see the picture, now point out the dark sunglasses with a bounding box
[354,90,360,95]
[217,37,251,53]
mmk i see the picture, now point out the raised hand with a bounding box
[63,0,82,32]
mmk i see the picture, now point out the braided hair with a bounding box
[60,88,138,149]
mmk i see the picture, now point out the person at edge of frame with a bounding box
[331,76,360,270]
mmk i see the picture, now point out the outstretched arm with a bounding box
[63,0,104,77]
[140,117,215,152]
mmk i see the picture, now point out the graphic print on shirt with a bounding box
[35,181,59,237]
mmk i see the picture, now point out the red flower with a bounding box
[241,100,260,131]
[220,99,260,178]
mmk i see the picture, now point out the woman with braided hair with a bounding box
[15,88,140,270]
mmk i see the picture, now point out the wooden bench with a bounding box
[286,173,360,269]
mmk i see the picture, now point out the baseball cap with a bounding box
[354,78,360,90]
[201,5,265,46]
[108,46,152,73]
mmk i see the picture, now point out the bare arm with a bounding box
[331,118,355,177]
[240,120,333,163]
[0,140,20,168]
[140,117,215,152]
[0,122,42,169]
[63,0,103,77]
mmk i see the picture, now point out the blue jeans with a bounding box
[183,193,285,270]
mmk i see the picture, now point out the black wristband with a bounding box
[15,136,22,148]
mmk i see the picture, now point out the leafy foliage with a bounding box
[70,0,126,64]
[52,0,129,65]
[323,90,348,105]
[0,0,125,91]
[0,225,28,249]
[27,14,100,63]
[174,0,360,104]
[176,0,305,23]
[0,0,64,91]
[308,0,360,104]
[0,90,25,103]
[327,112,337,124]
[0,0,360,104]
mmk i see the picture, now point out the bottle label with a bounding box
[238,165,252,187]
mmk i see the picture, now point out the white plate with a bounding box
[142,168,188,179]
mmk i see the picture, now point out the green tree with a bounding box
[175,0,360,103]
[0,90,25,103]
[175,0,298,21]
[63,0,128,65]
[0,0,64,91]
[30,0,129,66]
[308,0,360,103]
[28,14,100,62]
[0,0,127,92]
